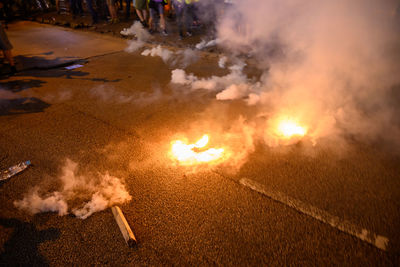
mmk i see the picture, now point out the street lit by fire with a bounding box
[170,135,225,166]
[276,119,307,138]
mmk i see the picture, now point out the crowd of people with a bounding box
[0,0,237,75]
[57,0,234,38]
[0,0,236,39]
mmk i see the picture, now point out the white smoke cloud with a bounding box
[125,40,145,53]
[14,189,68,216]
[176,49,200,68]
[195,39,220,50]
[141,45,174,63]
[225,0,399,146]
[172,0,400,147]
[218,56,227,68]
[171,62,253,93]
[14,159,131,219]
[121,21,151,40]
[123,21,152,53]
[216,84,250,101]
[141,46,199,68]
[123,21,199,67]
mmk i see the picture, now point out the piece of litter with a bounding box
[1,160,31,181]
[111,206,137,247]
[65,64,84,70]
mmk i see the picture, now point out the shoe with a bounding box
[140,20,148,28]
[91,18,98,25]
[186,30,192,37]
[161,29,168,36]
[148,28,155,34]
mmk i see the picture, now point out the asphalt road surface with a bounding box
[0,21,399,265]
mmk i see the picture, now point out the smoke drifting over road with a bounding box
[14,159,131,219]
[173,0,400,148]
[222,0,400,145]
[142,46,199,68]
[122,21,152,53]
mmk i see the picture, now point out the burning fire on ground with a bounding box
[264,115,309,146]
[169,118,308,167]
[170,134,226,166]
[275,119,307,139]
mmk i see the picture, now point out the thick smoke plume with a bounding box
[173,0,400,147]
[14,159,131,219]
[122,21,152,53]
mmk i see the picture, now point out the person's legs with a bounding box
[86,0,98,23]
[76,0,83,15]
[184,3,193,35]
[3,50,14,66]
[69,0,77,15]
[2,50,16,74]
[149,7,156,31]
[135,0,148,25]
[142,9,148,21]
[56,0,60,13]
[173,2,184,37]
[125,0,131,18]
[158,3,166,32]
[136,9,144,21]
[106,0,118,21]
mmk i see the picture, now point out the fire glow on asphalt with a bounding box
[170,134,225,166]
[169,119,308,166]
[275,118,307,139]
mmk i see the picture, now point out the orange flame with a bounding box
[170,135,225,165]
[276,119,307,138]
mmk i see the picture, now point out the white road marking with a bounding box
[239,178,389,251]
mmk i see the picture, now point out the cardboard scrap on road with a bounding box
[111,206,137,247]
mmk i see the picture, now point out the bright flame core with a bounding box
[170,135,224,165]
[276,119,307,138]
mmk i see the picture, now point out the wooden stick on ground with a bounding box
[111,206,137,247]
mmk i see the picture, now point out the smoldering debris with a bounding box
[14,159,132,219]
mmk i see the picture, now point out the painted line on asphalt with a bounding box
[239,177,389,251]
